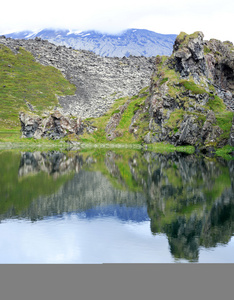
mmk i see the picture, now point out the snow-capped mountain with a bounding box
[3,28,177,57]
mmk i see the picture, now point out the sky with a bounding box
[1,0,234,42]
[1,216,234,263]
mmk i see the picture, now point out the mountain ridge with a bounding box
[3,28,177,57]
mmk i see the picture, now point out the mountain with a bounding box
[3,28,177,57]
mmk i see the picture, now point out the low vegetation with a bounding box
[176,31,201,48]
[0,44,76,130]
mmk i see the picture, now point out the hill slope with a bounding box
[3,28,177,57]
[0,36,155,121]
[0,43,76,129]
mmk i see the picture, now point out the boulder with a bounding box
[19,111,83,139]
[177,115,201,146]
[19,112,43,138]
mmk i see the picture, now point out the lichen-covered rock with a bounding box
[19,111,83,139]
[176,115,201,146]
[135,31,234,149]
[204,39,234,109]
[19,112,43,139]
[173,31,207,79]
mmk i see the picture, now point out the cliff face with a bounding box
[137,31,234,149]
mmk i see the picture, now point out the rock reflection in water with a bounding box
[139,152,234,261]
[16,150,147,221]
[18,151,83,178]
[0,149,233,262]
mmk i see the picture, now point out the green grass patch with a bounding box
[213,111,234,147]
[117,96,147,130]
[160,77,169,85]
[79,96,131,144]
[0,44,76,129]
[179,80,208,94]
[139,86,149,95]
[146,142,195,154]
[206,95,226,112]
[176,31,201,48]
[79,94,148,144]
[164,109,184,130]
[216,145,234,160]
[204,45,211,54]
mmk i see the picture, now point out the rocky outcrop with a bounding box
[166,110,223,147]
[173,31,207,78]
[135,31,234,148]
[19,111,85,139]
[0,36,155,119]
[204,39,234,106]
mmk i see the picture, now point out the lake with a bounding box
[0,148,233,263]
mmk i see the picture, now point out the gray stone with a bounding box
[19,111,83,139]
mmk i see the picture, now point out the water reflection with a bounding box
[0,149,233,262]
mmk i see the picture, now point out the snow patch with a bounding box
[25,30,40,38]
[25,33,34,38]
[82,33,91,37]
[67,29,83,35]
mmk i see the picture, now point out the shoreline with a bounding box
[0,140,233,160]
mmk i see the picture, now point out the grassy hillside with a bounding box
[0,44,76,129]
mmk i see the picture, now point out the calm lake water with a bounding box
[0,149,233,263]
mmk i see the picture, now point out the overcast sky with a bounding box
[1,0,234,42]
